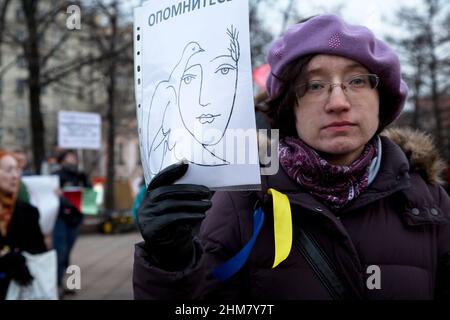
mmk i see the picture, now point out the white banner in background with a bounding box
[58,111,101,150]
[134,0,261,190]
[22,175,60,235]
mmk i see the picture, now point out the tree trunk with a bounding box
[412,57,423,129]
[104,8,118,212]
[429,41,443,154]
[23,0,45,173]
[104,67,116,211]
[425,0,444,156]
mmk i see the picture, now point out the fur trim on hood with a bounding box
[381,127,447,185]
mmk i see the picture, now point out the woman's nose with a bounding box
[198,82,211,107]
[12,170,21,180]
[324,85,351,113]
[199,95,210,107]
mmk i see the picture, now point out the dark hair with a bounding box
[57,150,77,164]
[376,86,389,134]
[257,54,314,138]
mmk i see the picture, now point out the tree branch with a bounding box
[0,56,15,77]
[40,41,131,86]
[40,31,71,68]
[36,2,68,34]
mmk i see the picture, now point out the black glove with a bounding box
[138,161,212,270]
[1,251,34,286]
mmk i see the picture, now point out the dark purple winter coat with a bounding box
[133,128,450,300]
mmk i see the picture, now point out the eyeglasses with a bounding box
[296,74,379,102]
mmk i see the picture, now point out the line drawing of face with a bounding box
[177,26,240,146]
[143,41,204,176]
[142,26,240,181]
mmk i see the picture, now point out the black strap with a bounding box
[293,225,354,300]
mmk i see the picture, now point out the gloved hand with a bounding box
[1,251,34,286]
[138,161,212,270]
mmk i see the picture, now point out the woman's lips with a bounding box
[196,114,221,124]
[323,121,357,132]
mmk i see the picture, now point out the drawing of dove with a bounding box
[142,41,204,180]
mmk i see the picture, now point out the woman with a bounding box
[133,14,450,299]
[52,150,89,296]
[0,151,47,299]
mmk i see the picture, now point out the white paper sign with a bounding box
[22,175,60,235]
[58,111,101,150]
[134,0,261,190]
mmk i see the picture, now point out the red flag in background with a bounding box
[252,64,271,91]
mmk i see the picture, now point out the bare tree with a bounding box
[83,0,133,212]
[387,33,428,130]
[388,0,450,159]
[0,0,11,66]
[2,0,79,170]
[249,0,275,67]
[0,0,11,130]
[279,0,295,36]
[2,0,125,171]
[425,0,447,155]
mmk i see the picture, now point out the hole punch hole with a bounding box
[137,66,140,72]
[137,51,140,55]
[138,79,141,85]
[137,34,140,41]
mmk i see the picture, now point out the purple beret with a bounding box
[266,14,408,126]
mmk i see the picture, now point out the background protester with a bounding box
[53,150,90,297]
[0,150,47,299]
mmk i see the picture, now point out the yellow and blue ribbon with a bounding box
[213,188,293,281]
[267,188,292,268]
[213,206,265,281]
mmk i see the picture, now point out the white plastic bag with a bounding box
[5,250,58,300]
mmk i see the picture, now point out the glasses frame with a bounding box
[296,73,380,101]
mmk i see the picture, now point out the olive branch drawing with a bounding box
[227,25,240,63]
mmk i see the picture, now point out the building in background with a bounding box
[0,1,141,188]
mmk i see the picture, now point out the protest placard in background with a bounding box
[63,187,99,216]
[82,189,99,216]
[134,0,261,190]
[22,175,60,235]
[58,111,102,150]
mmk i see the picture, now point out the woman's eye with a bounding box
[349,77,366,87]
[182,74,195,85]
[215,64,236,75]
[307,82,324,91]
